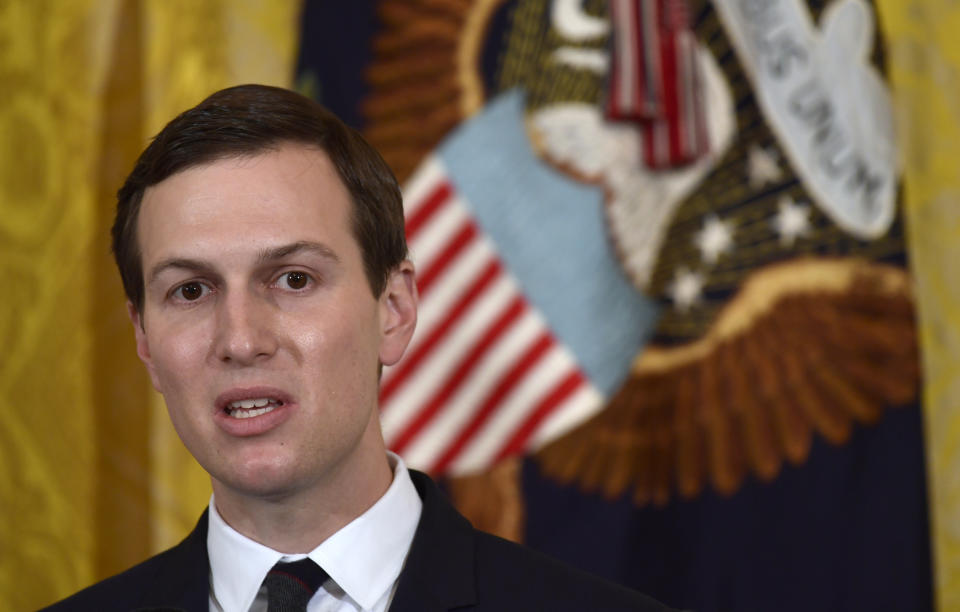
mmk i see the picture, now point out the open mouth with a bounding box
[225,398,284,419]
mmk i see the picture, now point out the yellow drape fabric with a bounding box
[0,2,300,609]
[876,2,960,611]
[1,3,120,608]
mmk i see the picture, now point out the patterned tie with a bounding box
[263,558,329,612]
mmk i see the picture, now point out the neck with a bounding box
[212,441,394,553]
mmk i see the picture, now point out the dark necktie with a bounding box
[263,558,329,612]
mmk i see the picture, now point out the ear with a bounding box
[127,301,163,392]
[378,260,418,367]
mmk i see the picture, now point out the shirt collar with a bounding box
[207,452,423,611]
[207,496,283,612]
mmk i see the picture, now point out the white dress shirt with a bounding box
[207,452,423,612]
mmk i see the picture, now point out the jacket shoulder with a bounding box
[41,511,209,612]
[401,469,674,612]
[472,530,674,612]
[41,546,183,611]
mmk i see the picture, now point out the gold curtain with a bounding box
[0,2,301,609]
[876,2,960,611]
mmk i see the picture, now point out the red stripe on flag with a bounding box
[664,0,692,29]
[493,370,586,463]
[380,258,502,405]
[416,221,477,296]
[406,181,452,240]
[390,296,528,455]
[662,18,682,165]
[429,330,554,475]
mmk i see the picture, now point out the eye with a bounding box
[173,281,209,302]
[277,271,311,290]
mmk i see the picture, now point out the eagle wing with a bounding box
[535,258,919,505]
[364,0,496,182]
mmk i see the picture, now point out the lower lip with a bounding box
[214,403,294,437]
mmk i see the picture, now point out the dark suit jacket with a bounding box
[43,470,672,611]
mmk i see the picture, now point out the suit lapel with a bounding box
[137,510,211,612]
[388,470,477,612]
[126,474,475,612]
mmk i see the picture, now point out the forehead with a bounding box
[137,144,356,263]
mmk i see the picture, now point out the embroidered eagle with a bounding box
[348,0,919,536]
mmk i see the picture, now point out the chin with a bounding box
[211,454,304,500]
[223,472,301,501]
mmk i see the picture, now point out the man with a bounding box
[45,85,672,612]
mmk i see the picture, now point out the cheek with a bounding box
[293,310,381,391]
[147,324,210,396]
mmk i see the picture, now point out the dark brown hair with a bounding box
[113,84,407,313]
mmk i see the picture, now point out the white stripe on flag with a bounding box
[528,383,604,452]
[380,230,491,391]
[407,194,470,269]
[612,0,638,113]
[402,156,448,217]
[382,273,517,442]
[399,309,545,470]
[447,344,582,475]
[404,240,494,357]
[642,0,663,112]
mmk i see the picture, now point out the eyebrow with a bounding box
[257,240,340,264]
[146,241,340,286]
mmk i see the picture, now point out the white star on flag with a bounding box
[772,196,812,246]
[695,214,735,264]
[747,145,782,189]
[667,267,706,312]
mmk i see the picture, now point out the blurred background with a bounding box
[1,1,958,610]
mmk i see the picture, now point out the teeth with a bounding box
[225,397,282,418]
[228,398,275,410]
[229,405,276,419]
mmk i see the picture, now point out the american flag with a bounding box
[607,0,708,168]
[379,156,604,477]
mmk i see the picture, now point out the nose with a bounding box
[212,289,279,366]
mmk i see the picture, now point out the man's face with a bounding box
[131,144,416,501]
